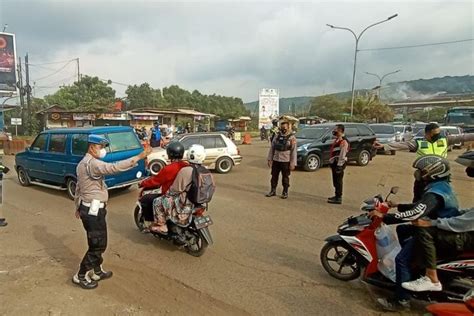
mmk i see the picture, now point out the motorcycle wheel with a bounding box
[134,205,146,232]
[186,231,208,257]
[320,241,361,281]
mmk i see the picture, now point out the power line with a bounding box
[33,60,75,82]
[359,38,474,51]
[28,58,77,66]
[98,78,131,87]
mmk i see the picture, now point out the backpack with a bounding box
[186,165,216,205]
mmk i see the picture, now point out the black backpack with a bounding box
[186,165,216,205]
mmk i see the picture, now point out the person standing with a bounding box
[328,124,349,205]
[383,123,474,202]
[73,135,150,289]
[266,119,297,199]
[0,162,10,227]
[150,122,162,148]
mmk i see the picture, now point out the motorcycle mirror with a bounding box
[390,186,399,195]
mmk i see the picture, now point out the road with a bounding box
[0,142,472,316]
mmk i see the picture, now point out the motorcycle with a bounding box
[426,289,474,316]
[320,187,473,302]
[133,189,214,257]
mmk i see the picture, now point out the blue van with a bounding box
[15,126,146,200]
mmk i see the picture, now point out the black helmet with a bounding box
[166,141,185,160]
[413,155,450,182]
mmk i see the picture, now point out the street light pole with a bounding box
[364,69,401,100]
[327,13,398,118]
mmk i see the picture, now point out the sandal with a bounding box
[150,224,168,234]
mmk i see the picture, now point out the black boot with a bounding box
[266,189,276,197]
[90,267,113,281]
[328,196,342,204]
[72,273,98,289]
[281,189,288,199]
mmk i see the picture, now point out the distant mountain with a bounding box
[244,75,474,115]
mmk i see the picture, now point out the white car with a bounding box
[441,126,463,149]
[393,124,413,142]
[147,132,242,174]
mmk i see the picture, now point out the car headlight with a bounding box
[298,144,309,151]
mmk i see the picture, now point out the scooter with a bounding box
[426,289,474,316]
[133,190,214,257]
[320,187,474,302]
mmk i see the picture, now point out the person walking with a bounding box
[328,124,349,205]
[150,122,162,148]
[266,118,297,199]
[72,135,150,289]
[0,163,10,227]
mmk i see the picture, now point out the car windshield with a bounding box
[394,126,405,133]
[446,113,474,125]
[107,131,142,152]
[370,125,395,134]
[443,128,460,134]
[296,127,329,139]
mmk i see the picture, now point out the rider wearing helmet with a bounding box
[151,144,207,234]
[139,141,188,228]
[400,152,474,293]
[371,155,461,311]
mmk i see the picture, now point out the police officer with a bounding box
[73,135,150,289]
[269,119,279,142]
[328,124,349,205]
[384,123,474,202]
[266,118,297,199]
[150,122,162,148]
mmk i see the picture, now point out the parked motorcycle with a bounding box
[320,187,473,302]
[425,289,474,316]
[133,190,214,257]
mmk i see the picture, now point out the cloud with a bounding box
[3,0,473,102]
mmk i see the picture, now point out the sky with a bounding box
[1,0,473,102]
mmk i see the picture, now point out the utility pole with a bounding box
[25,53,32,134]
[17,57,25,134]
[76,58,80,82]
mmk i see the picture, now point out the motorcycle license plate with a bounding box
[194,215,213,229]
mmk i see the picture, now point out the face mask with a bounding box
[430,133,441,142]
[281,128,287,133]
[98,148,107,159]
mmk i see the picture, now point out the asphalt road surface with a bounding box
[0,142,472,316]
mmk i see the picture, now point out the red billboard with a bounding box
[0,32,18,95]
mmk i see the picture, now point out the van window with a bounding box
[357,125,375,136]
[31,134,48,151]
[345,127,360,137]
[48,134,67,153]
[107,131,142,152]
[72,134,88,156]
[201,136,226,149]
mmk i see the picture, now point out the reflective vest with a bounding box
[416,138,448,158]
[425,181,460,219]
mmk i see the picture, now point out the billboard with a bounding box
[258,88,279,128]
[0,32,18,95]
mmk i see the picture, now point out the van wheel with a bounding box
[357,150,371,166]
[18,167,31,186]
[304,154,321,172]
[149,160,166,175]
[390,150,396,156]
[216,157,233,174]
[66,178,77,200]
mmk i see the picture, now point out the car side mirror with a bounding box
[390,186,399,195]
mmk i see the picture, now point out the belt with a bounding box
[81,201,106,208]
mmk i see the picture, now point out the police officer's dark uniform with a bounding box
[328,125,349,204]
[266,120,297,199]
[73,135,149,289]
[0,163,10,227]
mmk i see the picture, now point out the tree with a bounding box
[125,83,163,109]
[309,95,346,120]
[45,75,115,111]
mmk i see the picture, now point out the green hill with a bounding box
[244,75,474,115]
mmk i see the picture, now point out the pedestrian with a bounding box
[0,162,10,227]
[383,123,474,202]
[266,118,297,199]
[328,124,349,205]
[72,135,150,289]
[150,122,162,148]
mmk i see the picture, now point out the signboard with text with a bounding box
[11,118,21,125]
[258,88,279,128]
[0,32,18,95]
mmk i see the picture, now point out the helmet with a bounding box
[166,141,185,160]
[455,151,474,168]
[88,134,109,147]
[413,155,450,182]
[187,144,206,164]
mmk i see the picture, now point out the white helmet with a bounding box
[187,144,206,164]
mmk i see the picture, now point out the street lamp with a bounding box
[365,69,401,100]
[327,13,398,118]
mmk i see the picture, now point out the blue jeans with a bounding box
[395,225,415,301]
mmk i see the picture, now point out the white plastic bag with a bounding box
[375,224,401,282]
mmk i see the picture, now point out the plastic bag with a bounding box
[375,223,401,282]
